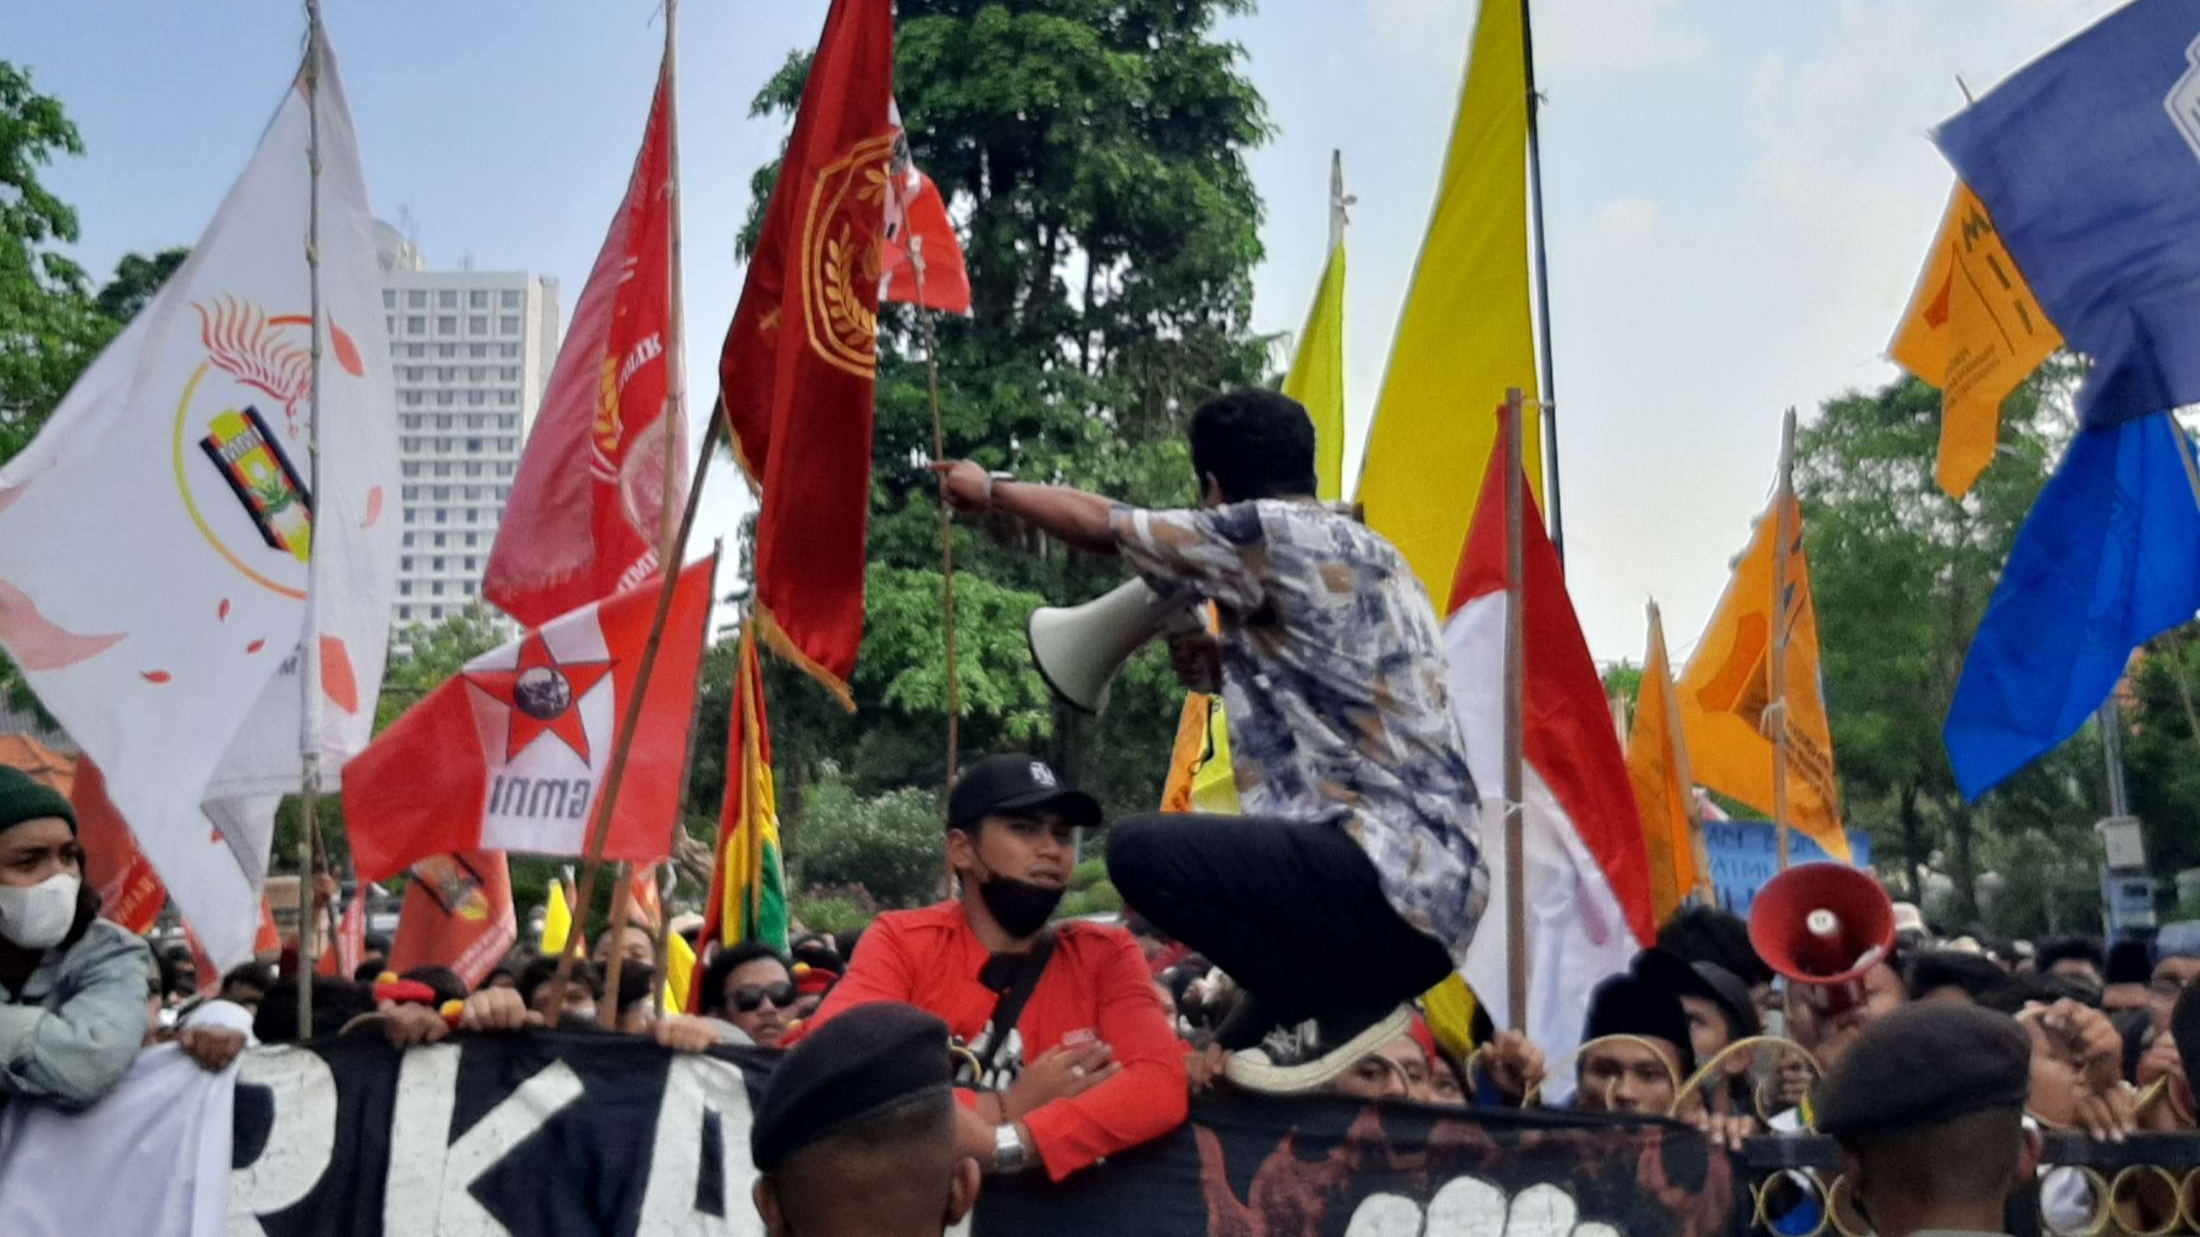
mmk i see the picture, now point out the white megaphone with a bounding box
[1028,579,1206,713]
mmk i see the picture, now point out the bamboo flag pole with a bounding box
[1769,407,1798,871]
[549,407,721,1026]
[912,237,960,788]
[1501,387,1529,1031]
[296,0,327,1034]
[1520,0,1563,565]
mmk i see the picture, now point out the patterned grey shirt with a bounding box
[1112,499,1487,963]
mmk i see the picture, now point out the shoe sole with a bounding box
[1223,1006,1413,1095]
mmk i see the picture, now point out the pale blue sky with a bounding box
[2,0,2122,662]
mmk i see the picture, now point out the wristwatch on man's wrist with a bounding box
[981,470,1015,510]
[992,1122,1031,1174]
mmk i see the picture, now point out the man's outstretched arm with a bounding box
[932,460,1120,555]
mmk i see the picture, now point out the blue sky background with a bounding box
[1,0,2123,661]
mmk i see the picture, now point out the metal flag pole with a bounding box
[296,0,328,1034]
[1769,408,1798,871]
[1520,0,1564,567]
[1501,387,1529,1030]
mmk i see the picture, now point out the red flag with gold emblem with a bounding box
[386,850,517,988]
[343,558,716,881]
[486,57,684,626]
[716,0,894,707]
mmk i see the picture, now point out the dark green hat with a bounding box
[0,766,74,837]
[1816,1002,2029,1143]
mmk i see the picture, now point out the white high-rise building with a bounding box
[373,220,559,642]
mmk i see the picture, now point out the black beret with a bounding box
[1816,1002,2030,1142]
[751,1002,954,1173]
[1676,961,1761,1041]
[2106,938,2154,986]
[1582,949,1699,1078]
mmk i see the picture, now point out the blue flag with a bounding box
[1934,1,2200,424]
[1945,413,2200,799]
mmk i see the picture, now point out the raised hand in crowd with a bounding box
[652,1014,722,1055]
[379,1000,454,1049]
[457,986,537,1032]
[1477,1029,1545,1104]
[176,1023,248,1073]
[1184,1042,1227,1096]
[2134,1030,2193,1131]
[2020,998,2137,1142]
[1686,1110,1757,1154]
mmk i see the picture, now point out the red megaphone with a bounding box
[1748,863,1895,1016]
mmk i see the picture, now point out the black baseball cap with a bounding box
[947,753,1103,832]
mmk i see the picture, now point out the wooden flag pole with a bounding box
[547,408,721,1025]
[1769,408,1798,871]
[1648,600,1713,902]
[912,238,961,789]
[1501,387,1529,1031]
[296,0,327,1034]
[597,866,634,1029]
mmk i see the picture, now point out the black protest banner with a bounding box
[229,1034,1744,1236]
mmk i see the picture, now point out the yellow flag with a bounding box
[539,878,572,956]
[659,929,696,1016]
[1284,226,1348,498]
[1159,693,1213,812]
[1627,603,1704,921]
[1356,0,1539,602]
[1890,182,2063,498]
[1676,492,1848,861]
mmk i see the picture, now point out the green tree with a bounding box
[787,763,943,909]
[374,604,506,732]
[0,61,115,462]
[93,246,188,324]
[734,1,1274,834]
[1798,362,2100,930]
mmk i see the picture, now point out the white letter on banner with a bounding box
[228,1048,339,1237]
[383,1044,586,1236]
[637,1054,767,1234]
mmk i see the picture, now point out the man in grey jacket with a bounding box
[0,766,160,1108]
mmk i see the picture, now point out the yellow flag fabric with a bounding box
[1190,700,1241,814]
[1420,971,1481,1061]
[1159,692,1242,814]
[1356,0,1540,602]
[659,929,696,1016]
[1285,242,1349,502]
[1676,492,1848,862]
[1890,182,2063,498]
[1627,607,1702,921]
[538,879,571,956]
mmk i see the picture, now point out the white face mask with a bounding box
[0,871,81,950]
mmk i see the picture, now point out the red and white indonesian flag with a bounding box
[0,34,397,968]
[1443,414,1653,1068]
[484,57,685,628]
[344,558,715,883]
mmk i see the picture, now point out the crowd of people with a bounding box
[5,389,2198,1237]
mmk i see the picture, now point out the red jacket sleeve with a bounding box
[787,914,919,1042]
[1021,930,1190,1180]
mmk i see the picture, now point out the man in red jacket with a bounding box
[796,753,1189,1181]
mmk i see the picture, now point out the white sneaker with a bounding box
[1222,1006,1413,1095]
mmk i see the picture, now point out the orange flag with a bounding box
[1890,181,2063,497]
[1626,602,1705,921]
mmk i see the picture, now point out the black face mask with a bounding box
[974,866,1064,939]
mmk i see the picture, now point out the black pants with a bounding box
[1107,811,1454,1041]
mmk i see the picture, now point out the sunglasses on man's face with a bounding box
[730,982,797,1014]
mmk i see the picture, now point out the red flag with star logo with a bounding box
[342,558,716,882]
[716,0,893,707]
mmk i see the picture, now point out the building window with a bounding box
[434,464,451,478]
[432,533,447,547]
[501,289,522,308]
[399,581,412,597]
[400,556,413,571]
[436,415,452,430]
[432,557,445,571]
[403,533,415,548]
[433,486,450,500]
[469,289,489,308]
[434,507,448,523]
[499,315,520,335]
[431,606,444,620]
[399,606,412,622]
[438,289,457,308]
[465,508,479,524]
[402,392,423,407]
[470,344,488,358]
[464,556,478,571]
[401,463,419,478]
[439,344,458,358]
[405,315,425,334]
[469,315,488,335]
[467,391,486,407]
[497,462,514,477]
[501,414,519,430]
[499,367,519,381]
[499,390,518,407]
[500,343,520,358]
[401,485,418,501]
[468,366,486,382]
[382,289,397,309]
[434,392,452,407]
[436,315,457,334]
[465,533,480,547]
[407,290,427,309]
[402,509,414,524]
[465,463,482,477]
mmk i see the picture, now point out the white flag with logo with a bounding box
[0,33,397,967]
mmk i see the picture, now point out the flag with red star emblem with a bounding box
[343,557,716,882]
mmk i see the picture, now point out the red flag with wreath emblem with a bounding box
[716,0,894,707]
